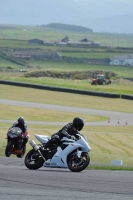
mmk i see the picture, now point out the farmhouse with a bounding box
[14,51,62,61]
[57,42,67,47]
[28,38,44,45]
[66,38,100,47]
[79,38,90,42]
[61,36,69,42]
[80,38,100,47]
[43,41,56,46]
[110,54,133,66]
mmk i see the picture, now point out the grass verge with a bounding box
[87,166,133,171]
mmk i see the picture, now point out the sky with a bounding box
[0,0,133,33]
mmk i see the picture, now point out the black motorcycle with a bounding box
[5,127,26,158]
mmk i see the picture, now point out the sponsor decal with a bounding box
[51,163,57,165]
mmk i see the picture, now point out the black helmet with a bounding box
[18,116,24,125]
[73,117,84,131]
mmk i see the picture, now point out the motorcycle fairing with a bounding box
[43,146,68,168]
[43,137,90,168]
[35,134,50,144]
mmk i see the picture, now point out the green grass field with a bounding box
[1,75,133,95]
[1,58,133,77]
[0,25,133,96]
[1,25,133,47]
[0,84,133,168]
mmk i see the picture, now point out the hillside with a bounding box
[41,23,93,33]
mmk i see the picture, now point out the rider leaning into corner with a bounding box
[44,117,84,158]
[11,116,29,145]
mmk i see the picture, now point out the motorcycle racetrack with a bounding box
[1,99,133,126]
[0,157,133,200]
[0,99,133,200]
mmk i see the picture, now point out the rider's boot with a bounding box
[43,140,51,149]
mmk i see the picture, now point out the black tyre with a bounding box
[5,141,14,157]
[16,145,26,158]
[67,152,90,172]
[91,81,97,85]
[102,80,106,85]
[25,149,44,170]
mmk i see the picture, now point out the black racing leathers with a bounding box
[52,122,78,139]
[44,123,79,159]
[45,123,79,149]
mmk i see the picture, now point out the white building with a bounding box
[110,54,133,66]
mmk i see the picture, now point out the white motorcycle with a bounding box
[25,133,91,172]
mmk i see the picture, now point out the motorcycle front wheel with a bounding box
[25,149,44,170]
[16,145,26,158]
[67,152,90,172]
[5,141,15,157]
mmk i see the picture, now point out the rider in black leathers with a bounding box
[44,117,84,158]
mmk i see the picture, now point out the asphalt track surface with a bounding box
[0,99,133,200]
[0,99,133,126]
[0,157,133,200]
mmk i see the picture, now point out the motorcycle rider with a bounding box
[44,117,84,158]
[11,116,29,145]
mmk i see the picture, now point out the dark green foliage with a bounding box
[24,70,116,80]
[43,23,93,33]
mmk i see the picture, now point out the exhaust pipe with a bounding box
[30,140,39,151]
[29,140,46,161]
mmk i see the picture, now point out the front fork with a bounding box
[72,150,84,166]
[76,149,82,158]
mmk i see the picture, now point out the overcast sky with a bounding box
[0,0,133,33]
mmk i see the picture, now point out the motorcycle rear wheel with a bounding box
[67,152,90,172]
[25,149,44,170]
[5,141,14,157]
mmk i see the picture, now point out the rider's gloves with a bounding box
[69,135,75,140]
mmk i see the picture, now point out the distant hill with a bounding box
[0,25,17,30]
[41,23,93,33]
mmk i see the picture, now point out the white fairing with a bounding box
[34,133,91,168]
[35,134,50,144]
